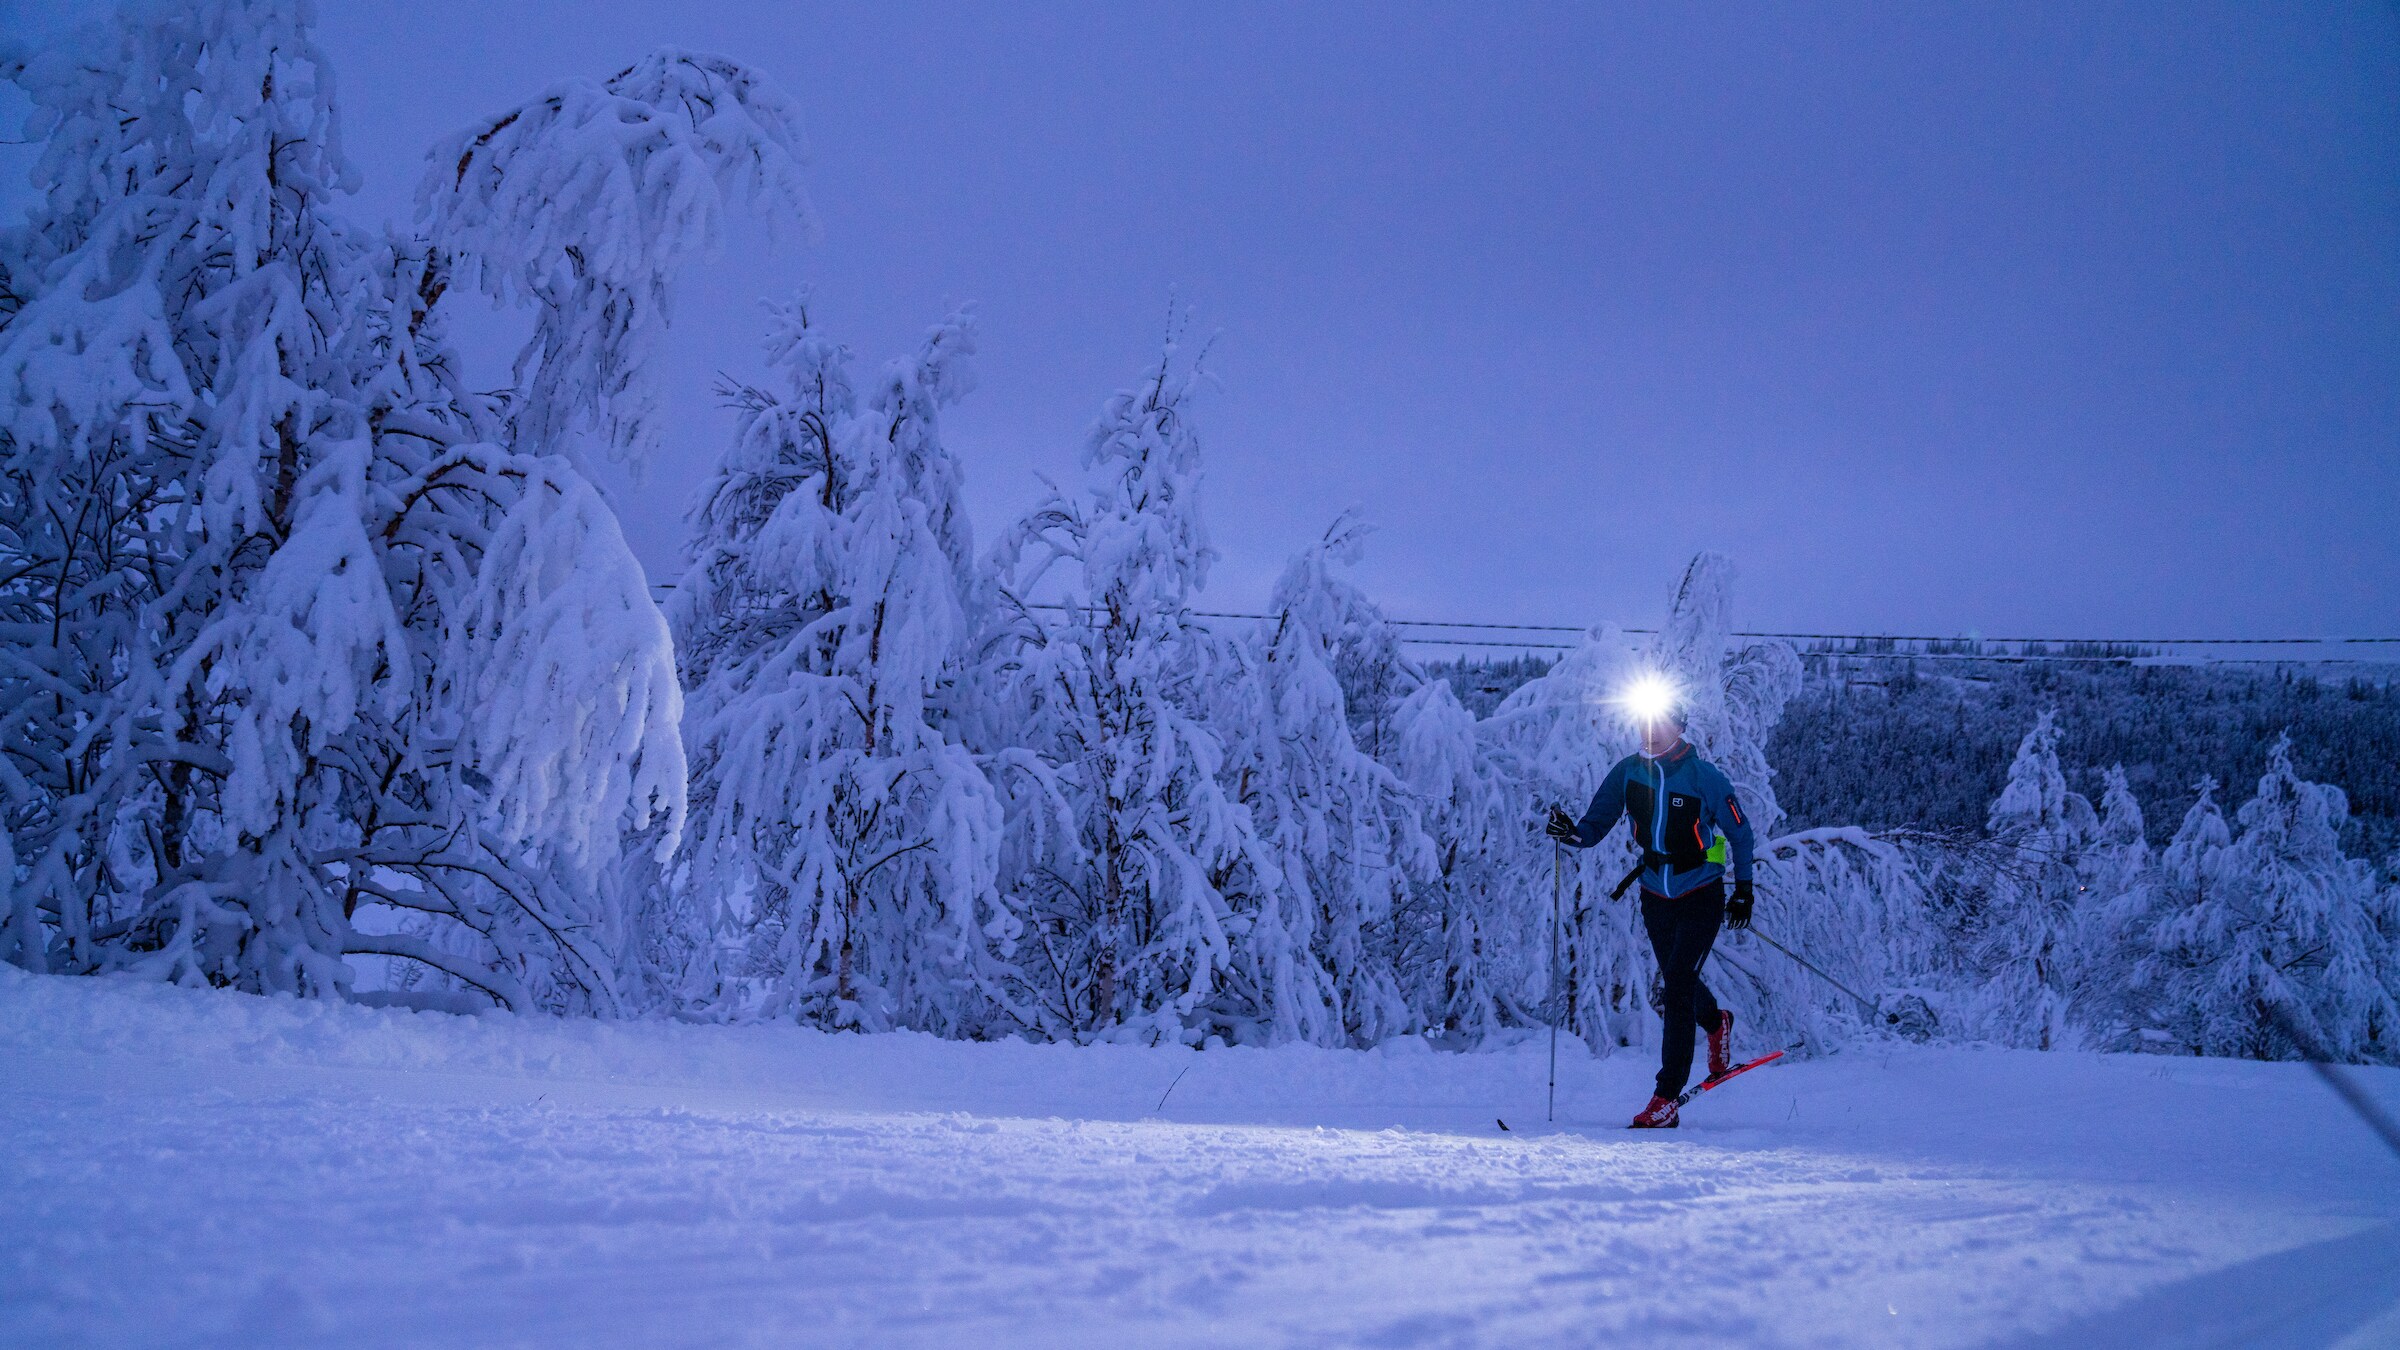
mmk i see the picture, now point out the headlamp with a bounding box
[1617,673,1682,727]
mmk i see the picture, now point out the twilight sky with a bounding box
[10,2,2399,638]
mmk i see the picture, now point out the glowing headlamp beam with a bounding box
[1616,674,1681,726]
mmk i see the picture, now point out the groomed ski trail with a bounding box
[2,970,2396,1349]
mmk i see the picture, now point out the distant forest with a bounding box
[1431,655,2400,862]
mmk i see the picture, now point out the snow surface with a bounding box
[3,970,2396,1349]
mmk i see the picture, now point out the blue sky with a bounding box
[9,1,2398,638]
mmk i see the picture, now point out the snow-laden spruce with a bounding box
[2121,739,2400,1060]
[1639,555,1942,1050]
[1964,711,2096,1048]
[1652,552,1804,840]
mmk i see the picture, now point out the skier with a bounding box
[1545,692,1756,1128]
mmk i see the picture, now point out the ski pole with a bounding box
[1748,926,1897,1025]
[2259,1001,2400,1162]
[1548,841,1562,1123]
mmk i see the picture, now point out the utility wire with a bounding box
[1015,601,2399,652]
[648,586,2397,659]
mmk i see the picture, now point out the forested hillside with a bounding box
[1773,660,2400,860]
[1434,655,2400,863]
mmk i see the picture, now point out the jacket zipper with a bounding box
[1654,754,1671,898]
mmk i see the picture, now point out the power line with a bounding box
[651,587,2398,656]
[1751,633,2400,647]
[1381,617,1590,634]
[1331,617,2400,647]
[1394,635,1573,649]
[1184,611,2400,655]
[1394,642,2395,665]
[1091,604,2400,649]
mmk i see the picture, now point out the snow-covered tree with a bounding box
[0,1,814,1011]
[2134,740,2398,1062]
[2163,777,2233,889]
[1480,626,1655,1052]
[2102,776,2229,1051]
[1638,559,1920,1046]
[420,49,814,473]
[1275,526,1417,764]
[2082,765,2152,914]
[984,336,1263,1042]
[1985,712,2096,848]
[1646,555,1940,1041]
[1388,677,1529,1039]
[1653,552,1803,839]
[1728,825,1944,1046]
[1213,515,1433,1045]
[2069,763,2157,1041]
[2086,765,2151,894]
[666,296,1014,1032]
[1956,711,2094,1046]
[0,0,360,986]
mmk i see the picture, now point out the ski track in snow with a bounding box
[1,972,2396,1349]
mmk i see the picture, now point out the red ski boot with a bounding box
[1629,1095,1680,1129]
[1707,1010,1736,1081]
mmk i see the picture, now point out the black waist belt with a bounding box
[1612,851,1671,900]
[1611,850,1719,900]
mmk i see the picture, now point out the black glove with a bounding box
[1726,879,1754,931]
[1544,806,1579,845]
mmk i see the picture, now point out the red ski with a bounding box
[1672,1049,1785,1109]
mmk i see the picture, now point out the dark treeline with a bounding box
[1432,655,2400,862]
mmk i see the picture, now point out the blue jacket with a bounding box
[1567,741,1756,899]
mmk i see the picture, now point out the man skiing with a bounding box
[1545,690,1756,1128]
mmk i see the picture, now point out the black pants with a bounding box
[1641,879,1725,1098]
